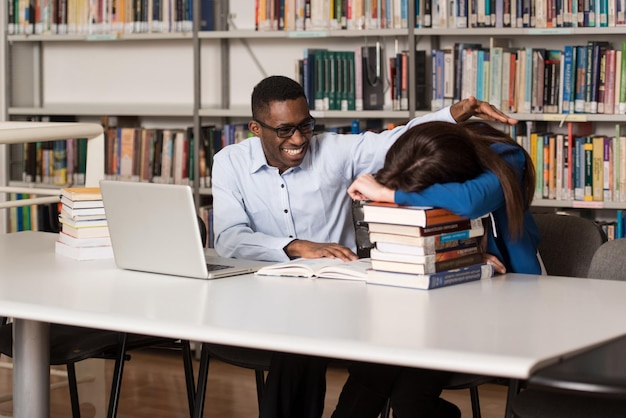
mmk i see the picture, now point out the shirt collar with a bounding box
[248,136,315,174]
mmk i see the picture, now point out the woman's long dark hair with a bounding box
[375,121,535,239]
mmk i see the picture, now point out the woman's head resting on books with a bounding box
[376,121,484,193]
[363,120,536,239]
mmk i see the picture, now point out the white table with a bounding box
[3,231,626,417]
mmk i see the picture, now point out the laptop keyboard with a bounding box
[206,263,233,271]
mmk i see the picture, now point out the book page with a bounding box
[256,258,372,280]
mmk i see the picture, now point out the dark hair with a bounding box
[376,122,483,192]
[376,121,535,239]
[251,75,306,121]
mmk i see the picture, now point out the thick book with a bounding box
[60,187,102,201]
[61,204,106,217]
[58,232,112,248]
[370,245,479,264]
[363,202,466,227]
[55,240,114,261]
[255,258,371,281]
[58,215,108,229]
[370,233,481,255]
[61,223,110,239]
[366,218,483,238]
[366,263,494,290]
[371,253,483,275]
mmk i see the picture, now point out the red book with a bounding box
[363,202,467,228]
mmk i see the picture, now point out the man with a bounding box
[211,75,516,417]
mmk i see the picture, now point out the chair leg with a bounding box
[380,398,391,418]
[254,369,266,408]
[469,386,481,418]
[504,379,521,418]
[66,362,82,418]
[181,340,196,418]
[193,343,211,418]
[107,333,129,418]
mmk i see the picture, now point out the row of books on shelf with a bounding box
[422,0,626,29]
[511,121,626,203]
[7,0,200,35]
[597,209,626,239]
[12,0,626,37]
[256,0,626,31]
[13,138,88,188]
[431,39,626,115]
[102,124,250,187]
[256,0,412,31]
[298,46,429,112]
[6,194,60,233]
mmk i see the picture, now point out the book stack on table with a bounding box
[55,187,113,260]
[362,202,494,289]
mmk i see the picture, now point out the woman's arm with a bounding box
[394,171,505,219]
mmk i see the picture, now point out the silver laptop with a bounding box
[100,180,268,279]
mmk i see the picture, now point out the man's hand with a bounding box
[284,240,358,261]
[450,96,518,125]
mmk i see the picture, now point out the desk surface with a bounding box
[3,231,626,380]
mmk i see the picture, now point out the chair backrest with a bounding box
[587,238,626,280]
[533,213,607,278]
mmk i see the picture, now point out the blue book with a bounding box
[366,263,494,290]
[574,136,585,200]
[431,49,445,110]
[562,45,575,114]
[524,47,534,113]
[456,0,468,27]
[617,210,623,238]
[476,49,485,101]
[574,45,587,113]
[401,0,408,27]
[587,41,610,114]
[598,0,608,26]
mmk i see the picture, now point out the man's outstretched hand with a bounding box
[451,96,518,125]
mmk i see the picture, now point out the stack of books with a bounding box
[55,187,114,260]
[362,202,494,289]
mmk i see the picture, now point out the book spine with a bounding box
[584,136,594,201]
[605,49,616,115]
[575,45,588,113]
[592,135,604,200]
[429,263,493,289]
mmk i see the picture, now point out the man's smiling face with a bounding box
[250,97,314,174]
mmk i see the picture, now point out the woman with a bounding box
[332,120,541,418]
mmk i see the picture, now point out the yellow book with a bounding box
[60,187,102,202]
[592,136,605,201]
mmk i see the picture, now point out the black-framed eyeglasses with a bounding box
[254,118,316,139]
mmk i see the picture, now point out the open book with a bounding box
[255,258,372,281]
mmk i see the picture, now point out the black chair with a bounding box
[0,326,196,417]
[587,238,626,280]
[533,212,608,278]
[511,238,626,418]
[192,217,272,418]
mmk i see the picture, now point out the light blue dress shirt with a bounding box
[212,107,455,262]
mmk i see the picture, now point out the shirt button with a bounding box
[284,209,288,213]
[281,184,285,188]
[289,235,293,238]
